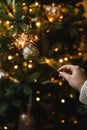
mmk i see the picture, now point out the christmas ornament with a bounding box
[0,69,5,80]
[22,43,39,60]
[45,3,63,22]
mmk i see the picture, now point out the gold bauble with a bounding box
[45,4,63,22]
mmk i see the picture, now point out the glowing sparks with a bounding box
[13,33,39,50]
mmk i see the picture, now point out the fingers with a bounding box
[57,65,82,74]
[59,71,70,81]
[58,64,75,72]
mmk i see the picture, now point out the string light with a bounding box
[36,21,41,28]
[64,57,68,61]
[48,93,52,97]
[34,79,37,82]
[36,97,40,101]
[61,119,65,124]
[61,99,65,103]
[51,77,55,81]
[36,90,40,94]
[69,93,75,98]
[8,55,13,60]
[54,48,59,52]
[15,53,19,56]
[28,63,33,68]
[35,2,39,6]
[73,119,78,124]
[0,20,2,24]
[14,65,18,69]
[59,58,63,63]
[23,62,28,67]
[58,81,62,86]
[29,60,32,63]
[3,126,8,130]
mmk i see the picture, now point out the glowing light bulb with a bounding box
[8,55,13,60]
[36,97,40,101]
[3,126,8,130]
[28,64,33,68]
[61,119,65,124]
[61,99,65,103]
[14,65,18,69]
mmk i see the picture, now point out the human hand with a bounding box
[58,64,87,92]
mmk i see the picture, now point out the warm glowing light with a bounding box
[29,60,32,63]
[23,62,27,66]
[78,52,82,56]
[54,48,59,52]
[14,65,18,69]
[20,113,28,120]
[49,18,54,22]
[59,15,63,20]
[51,77,55,81]
[64,57,68,61]
[0,20,2,24]
[6,21,10,25]
[69,93,74,98]
[73,120,78,124]
[48,93,52,97]
[10,25,14,28]
[9,76,20,83]
[36,97,40,101]
[3,126,8,130]
[0,71,5,79]
[36,90,40,94]
[8,55,13,60]
[46,29,50,33]
[61,99,65,103]
[36,21,41,28]
[61,119,65,124]
[34,79,37,82]
[35,2,39,6]
[29,8,33,12]
[28,64,33,68]
[22,2,26,6]
[22,6,28,12]
[44,57,60,70]
[59,81,62,86]
[15,53,19,56]
[59,58,63,63]
[45,58,50,64]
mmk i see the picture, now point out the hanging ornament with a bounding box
[45,3,63,23]
[0,69,5,80]
[13,32,39,60]
[22,43,39,60]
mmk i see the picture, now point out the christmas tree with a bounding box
[0,0,87,130]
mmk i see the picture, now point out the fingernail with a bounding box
[59,71,62,73]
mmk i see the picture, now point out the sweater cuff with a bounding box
[79,80,87,105]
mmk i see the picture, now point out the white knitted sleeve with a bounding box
[79,80,87,105]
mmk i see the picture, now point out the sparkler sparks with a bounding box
[13,33,39,50]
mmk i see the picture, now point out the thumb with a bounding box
[59,71,70,81]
